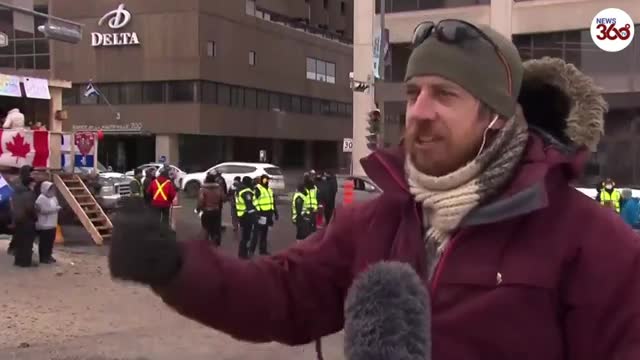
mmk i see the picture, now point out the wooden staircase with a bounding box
[53,174,113,245]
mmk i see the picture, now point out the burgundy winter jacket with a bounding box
[154,59,640,359]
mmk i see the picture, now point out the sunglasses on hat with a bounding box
[410,19,512,96]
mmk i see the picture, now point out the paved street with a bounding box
[0,198,345,360]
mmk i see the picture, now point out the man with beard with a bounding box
[107,20,639,359]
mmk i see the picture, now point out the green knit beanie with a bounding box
[404,24,523,119]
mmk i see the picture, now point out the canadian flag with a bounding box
[0,129,50,168]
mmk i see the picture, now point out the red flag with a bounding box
[0,129,50,168]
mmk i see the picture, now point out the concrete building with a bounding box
[353,0,640,185]
[44,0,354,173]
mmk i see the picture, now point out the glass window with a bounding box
[330,101,338,114]
[321,100,330,114]
[326,62,336,83]
[312,99,322,114]
[244,88,257,109]
[120,83,142,104]
[393,0,418,12]
[207,41,216,57]
[202,81,217,104]
[531,32,564,59]
[316,60,327,82]
[34,39,48,54]
[168,81,195,102]
[249,50,256,66]
[35,55,49,70]
[301,97,312,113]
[143,82,165,103]
[340,1,346,15]
[257,90,269,109]
[231,86,244,108]
[291,96,301,112]
[264,166,282,176]
[217,84,231,105]
[281,94,292,112]
[269,92,280,110]
[62,87,77,105]
[346,103,352,116]
[306,57,316,80]
[15,55,33,69]
[99,84,120,105]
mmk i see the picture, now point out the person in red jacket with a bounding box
[108,21,640,359]
[147,167,176,225]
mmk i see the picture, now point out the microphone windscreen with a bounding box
[344,261,431,360]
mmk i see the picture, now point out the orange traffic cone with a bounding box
[54,225,64,245]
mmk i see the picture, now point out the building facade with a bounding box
[49,0,354,173]
[374,0,640,186]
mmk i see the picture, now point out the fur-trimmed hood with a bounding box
[518,57,608,152]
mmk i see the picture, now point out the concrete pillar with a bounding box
[490,0,513,38]
[48,86,64,170]
[351,0,377,176]
[155,134,179,165]
[304,140,313,170]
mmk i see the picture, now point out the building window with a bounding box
[62,87,77,105]
[0,4,51,70]
[269,93,280,111]
[340,1,346,15]
[249,50,256,66]
[143,82,165,103]
[99,84,120,105]
[306,57,336,84]
[217,84,231,105]
[245,0,256,15]
[323,0,329,9]
[168,81,196,102]
[207,41,216,57]
[231,86,244,108]
[257,90,269,109]
[244,88,257,109]
[291,96,301,112]
[202,81,217,104]
[120,83,142,104]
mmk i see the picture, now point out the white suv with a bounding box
[181,162,285,197]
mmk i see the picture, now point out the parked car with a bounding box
[334,175,382,204]
[125,163,186,188]
[181,162,285,198]
[76,162,134,210]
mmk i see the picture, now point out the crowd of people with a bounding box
[190,168,338,259]
[595,177,640,230]
[4,165,61,268]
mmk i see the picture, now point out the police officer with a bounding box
[235,176,257,259]
[249,175,278,256]
[303,172,319,231]
[291,183,312,240]
[600,178,622,213]
[130,168,144,198]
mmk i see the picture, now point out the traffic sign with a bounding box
[343,138,353,152]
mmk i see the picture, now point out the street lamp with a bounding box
[38,23,82,44]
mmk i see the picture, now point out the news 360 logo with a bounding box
[590,8,635,52]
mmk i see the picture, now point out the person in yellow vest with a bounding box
[148,168,177,225]
[129,168,144,198]
[236,176,257,259]
[249,175,279,256]
[600,178,622,213]
[292,183,313,240]
[303,172,319,231]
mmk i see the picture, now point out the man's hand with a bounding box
[108,197,183,287]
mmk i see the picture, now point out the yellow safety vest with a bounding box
[235,188,253,217]
[303,185,319,212]
[291,192,308,222]
[600,189,622,213]
[131,178,143,197]
[153,180,169,201]
[254,184,275,211]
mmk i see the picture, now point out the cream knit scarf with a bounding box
[406,110,529,262]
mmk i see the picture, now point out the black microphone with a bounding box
[344,261,431,360]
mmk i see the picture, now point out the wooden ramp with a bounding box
[53,174,113,245]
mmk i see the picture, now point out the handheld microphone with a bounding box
[344,261,431,360]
